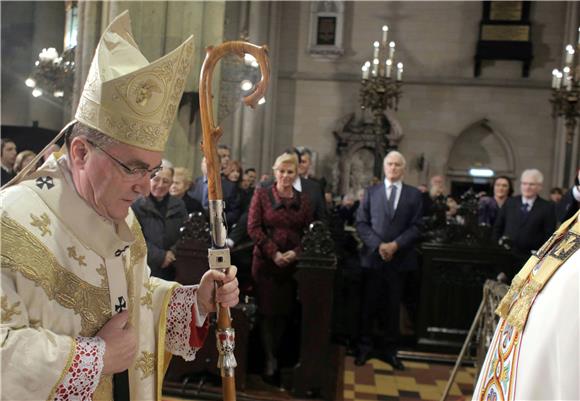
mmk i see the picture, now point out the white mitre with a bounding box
[75,10,194,151]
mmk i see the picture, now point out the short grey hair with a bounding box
[66,122,120,150]
[383,150,406,168]
[521,169,543,184]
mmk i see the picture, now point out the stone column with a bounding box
[71,1,102,114]
[239,1,281,175]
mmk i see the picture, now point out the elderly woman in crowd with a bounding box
[132,167,187,280]
[13,150,37,174]
[478,175,513,226]
[170,166,204,214]
[247,152,313,379]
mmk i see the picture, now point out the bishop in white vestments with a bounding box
[473,210,579,400]
[0,11,239,401]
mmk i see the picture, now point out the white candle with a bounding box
[556,71,563,89]
[565,44,575,65]
[563,66,570,83]
[372,58,379,76]
[373,41,380,59]
[552,69,559,88]
[577,26,580,46]
[385,59,393,78]
[362,65,369,80]
[382,25,389,46]
[396,62,403,81]
[389,41,396,60]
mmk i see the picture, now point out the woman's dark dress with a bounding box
[247,185,312,316]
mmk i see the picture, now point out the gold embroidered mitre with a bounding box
[75,10,194,151]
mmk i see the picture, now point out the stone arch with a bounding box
[447,118,517,180]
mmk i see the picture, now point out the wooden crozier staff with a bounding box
[199,41,270,401]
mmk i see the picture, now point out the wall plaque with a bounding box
[474,1,533,77]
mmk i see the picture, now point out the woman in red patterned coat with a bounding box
[247,152,313,378]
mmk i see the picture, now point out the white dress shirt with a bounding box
[384,179,402,211]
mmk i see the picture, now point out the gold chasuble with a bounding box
[473,211,580,400]
[1,155,202,400]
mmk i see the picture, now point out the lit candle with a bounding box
[389,41,396,60]
[556,71,563,89]
[362,65,369,80]
[577,26,580,46]
[396,62,403,81]
[552,69,559,88]
[373,41,380,59]
[385,59,393,78]
[563,66,570,83]
[565,44,575,65]
[372,58,379,77]
[382,25,389,46]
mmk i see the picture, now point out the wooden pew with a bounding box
[291,221,345,400]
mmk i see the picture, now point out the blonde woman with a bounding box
[170,166,203,214]
[13,150,37,174]
[247,152,312,379]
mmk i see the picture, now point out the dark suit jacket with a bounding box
[556,188,579,224]
[300,177,326,222]
[493,195,556,255]
[356,182,423,272]
[1,167,14,185]
[188,176,241,226]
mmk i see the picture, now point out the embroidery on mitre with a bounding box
[53,337,105,401]
[165,286,198,361]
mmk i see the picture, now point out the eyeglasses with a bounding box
[86,139,162,179]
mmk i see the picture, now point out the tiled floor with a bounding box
[342,356,476,401]
[163,356,477,401]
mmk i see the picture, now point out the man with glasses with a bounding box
[493,169,557,273]
[0,12,239,401]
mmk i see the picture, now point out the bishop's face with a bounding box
[73,137,162,223]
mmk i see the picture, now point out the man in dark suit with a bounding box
[556,170,580,224]
[355,151,423,370]
[188,156,240,226]
[493,169,557,271]
[1,138,17,184]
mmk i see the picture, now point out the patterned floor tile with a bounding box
[343,356,475,401]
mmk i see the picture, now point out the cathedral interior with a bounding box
[1,1,579,401]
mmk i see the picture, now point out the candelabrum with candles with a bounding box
[360,25,404,115]
[550,37,580,143]
[550,28,580,185]
[25,47,75,100]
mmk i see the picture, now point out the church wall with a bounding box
[108,1,226,174]
[274,1,569,196]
